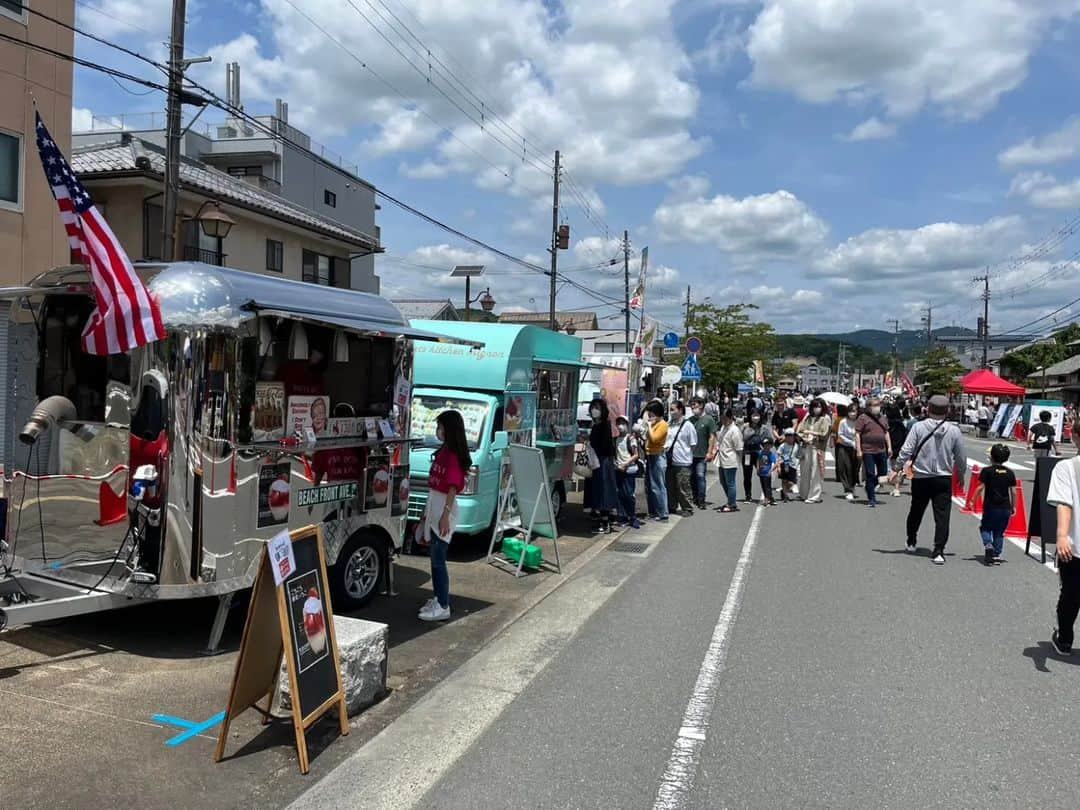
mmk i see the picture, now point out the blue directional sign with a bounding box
[680,354,702,381]
[663,331,680,349]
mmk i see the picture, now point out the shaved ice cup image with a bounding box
[372,467,390,505]
[398,477,409,510]
[504,396,523,431]
[269,476,290,521]
[302,589,327,655]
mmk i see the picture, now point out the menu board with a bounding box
[365,453,391,511]
[411,397,489,448]
[257,461,292,528]
[254,382,286,441]
[391,466,409,517]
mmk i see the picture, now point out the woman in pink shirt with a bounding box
[420,410,471,622]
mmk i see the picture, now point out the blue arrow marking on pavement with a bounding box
[152,711,226,746]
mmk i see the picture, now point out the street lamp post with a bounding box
[451,265,486,320]
[177,199,235,260]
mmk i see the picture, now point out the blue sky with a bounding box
[71,0,1080,336]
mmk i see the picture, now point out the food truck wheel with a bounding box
[551,481,565,520]
[332,536,384,609]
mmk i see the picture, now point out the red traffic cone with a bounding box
[952,466,966,499]
[95,480,128,526]
[1005,481,1029,539]
[961,465,982,514]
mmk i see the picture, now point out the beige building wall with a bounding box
[0,0,74,286]
[87,181,354,284]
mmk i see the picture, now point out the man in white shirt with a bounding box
[1047,422,1080,655]
[664,401,698,516]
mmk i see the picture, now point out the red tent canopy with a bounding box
[960,368,1026,397]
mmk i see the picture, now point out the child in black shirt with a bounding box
[968,443,1017,565]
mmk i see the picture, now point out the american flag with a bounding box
[35,111,165,355]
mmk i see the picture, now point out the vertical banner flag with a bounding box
[35,111,166,355]
[634,317,658,361]
[629,246,648,310]
[753,360,765,386]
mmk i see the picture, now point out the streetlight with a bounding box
[176,199,235,261]
[450,265,486,320]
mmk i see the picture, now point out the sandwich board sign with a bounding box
[215,525,348,774]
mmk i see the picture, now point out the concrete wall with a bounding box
[87,181,355,286]
[0,0,74,286]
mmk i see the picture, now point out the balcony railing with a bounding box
[183,247,226,266]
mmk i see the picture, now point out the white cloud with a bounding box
[998,116,1080,169]
[399,160,451,180]
[744,1,1080,120]
[810,216,1025,295]
[76,0,179,38]
[72,107,95,132]
[842,117,897,142]
[654,179,828,262]
[197,0,706,209]
[1008,171,1080,209]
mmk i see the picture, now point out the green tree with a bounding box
[998,323,1080,382]
[687,302,776,393]
[916,346,966,395]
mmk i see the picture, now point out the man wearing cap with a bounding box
[897,394,967,564]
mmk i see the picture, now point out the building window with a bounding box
[0,129,22,210]
[324,189,336,208]
[183,220,224,266]
[0,0,27,23]
[266,239,283,272]
[303,249,333,286]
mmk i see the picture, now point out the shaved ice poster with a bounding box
[258,461,292,528]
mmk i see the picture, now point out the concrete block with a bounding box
[279,615,388,717]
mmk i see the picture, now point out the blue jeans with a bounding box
[863,452,889,503]
[429,530,450,609]
[616,470,638,525]
[723,467,738,507]
[647,454,669,519]
[980,506,1011,556]
[691,458,708,506]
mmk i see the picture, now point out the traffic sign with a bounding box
[662,332,680,349]
[685,335,702,354]
[680,354,702,381]
[661,365,682,385]
[661,346,681,357]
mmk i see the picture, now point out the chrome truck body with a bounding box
[0,262,477,638]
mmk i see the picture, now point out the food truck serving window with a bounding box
[239,318,395,444]
[411,396,489,451]
[38,295,131,422]
[536,367,575,410]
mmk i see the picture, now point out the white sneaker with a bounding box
[845,493,855,501]
[892,490,902,497]
[931,553,946,565]
[420,603,451,622]
[418,597,437,617]
[905,544,917,554]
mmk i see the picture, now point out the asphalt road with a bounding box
[400,443,1077,810]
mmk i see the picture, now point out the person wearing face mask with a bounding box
[796,397,832,503]
[643,400,670,521]
[689,396,718,509]
[587,398,619,534]
[741,409,772,503]
[613,416,642,529]
[835,405,860,501]
[665,400,698,517]
[715,409,744,512]
[855,396,893,507]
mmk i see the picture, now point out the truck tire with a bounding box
[330,534,384,610]
[551,481,565,520]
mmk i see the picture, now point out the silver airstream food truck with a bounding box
[0,262,476,646]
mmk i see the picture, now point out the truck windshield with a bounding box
[411,396,491,451]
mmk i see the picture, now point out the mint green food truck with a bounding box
[406,322,584,544]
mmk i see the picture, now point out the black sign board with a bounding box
[215,525,347,774]
[1027,456,1063,563]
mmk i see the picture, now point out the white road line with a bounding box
[966,456,1032,472]
[951,495,1057,572]
[652,506,764,810]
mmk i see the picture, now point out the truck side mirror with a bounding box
[490,431,509,453]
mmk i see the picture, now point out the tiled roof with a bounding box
[1040,354,1080,377]
[499,310,599,329]
[71,138,378,248]
[392,299,459,320]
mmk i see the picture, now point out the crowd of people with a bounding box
[577,388,1079,656]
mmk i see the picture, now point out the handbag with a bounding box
[574,446,593,478]
[587,444,600,470]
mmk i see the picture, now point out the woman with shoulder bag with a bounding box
[588,398,620,533]
[741,409,772,503]
[614,415,642,529]
[796,397,832,503]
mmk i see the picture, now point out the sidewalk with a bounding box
[0,490,642,810]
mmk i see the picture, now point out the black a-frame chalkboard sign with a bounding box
[215,524,348,774]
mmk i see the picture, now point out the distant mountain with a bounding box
[778,327,975,359]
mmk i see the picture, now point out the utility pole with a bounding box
[921,304,933,352]
[684,285,691,338]
[887,319,901,376]
[162,0,188,262]
[163,0,211,261]
[623,229,631,353]
[548,150,561,331]
[974,271,990,369]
